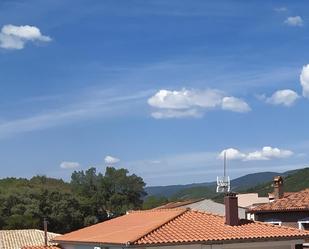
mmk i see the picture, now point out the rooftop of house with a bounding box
[53,208,309,246]
[0,229,60,249]
[250,188,309,213]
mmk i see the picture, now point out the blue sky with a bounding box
[1,0,309,186]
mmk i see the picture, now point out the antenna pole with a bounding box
[224,151,226,178]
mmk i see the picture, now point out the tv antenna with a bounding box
[216,151,230,193]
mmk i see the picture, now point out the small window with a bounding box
[268,221,282,226]
[298,219,309,230]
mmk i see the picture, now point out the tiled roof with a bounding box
[53,209,186,245]
[54,209,309,246]
[250,188,309,212]
[0,229,60,249]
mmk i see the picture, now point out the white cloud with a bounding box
[266,89,299,106]
[151,108,202,119]
[60,161,80,169]
[284,16,304,27]
[104,155,120,164]
[219,146,293,161]
[0,24,51,50]
[219,148,246,160]
[148,88,250,118]
[221,96,251,113]
[246,146,293,161]
[148,89,223,109]
[300,64,309,98]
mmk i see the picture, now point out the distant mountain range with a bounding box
[145,167,309,199]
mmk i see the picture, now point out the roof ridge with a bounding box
[128,208,189,245]
[130,208,187,213]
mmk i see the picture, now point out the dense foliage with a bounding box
[245,167,309,196]
[0,167,146,233]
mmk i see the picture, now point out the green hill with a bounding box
[169,167,309,201]
[245,167,309,196]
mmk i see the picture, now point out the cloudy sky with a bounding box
[1,0,309,186]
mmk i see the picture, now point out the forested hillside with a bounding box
[0,167,146,233]
[1,167,308,233]
[245,167,309,196]
[143,167,309,207]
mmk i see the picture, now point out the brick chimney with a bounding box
[273,176,284,200]
[224,192,239,226]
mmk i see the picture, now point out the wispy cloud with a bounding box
[0,24,51,50]
[0,89,151,138]
[60,161,80,169]
[274,7,287,12]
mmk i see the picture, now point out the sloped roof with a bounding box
[53,209,186,245]
[53,209,309,246]
[250,188,309,212]
[0,229,60,249]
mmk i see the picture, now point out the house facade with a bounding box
[247,177,309,230]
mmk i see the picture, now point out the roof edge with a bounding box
[248,208,309,213]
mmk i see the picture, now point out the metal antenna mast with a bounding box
[216,150,230,193]
[224,151,227,179]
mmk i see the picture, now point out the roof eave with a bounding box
[132,236,308,247]
[248,208,309,213]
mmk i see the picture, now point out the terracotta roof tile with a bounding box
[250,188,309,212]
[54,209,309,246]
[0,229,60,249]
[136,210,309,245]
[53,209,186,245]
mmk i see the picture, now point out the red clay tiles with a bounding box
[53,208,309,245]
[251,188,309,212]
[53,209,186,245]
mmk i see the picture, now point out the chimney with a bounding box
[43,218,48,246]
[224,192,239,226]
[273,176,284,200]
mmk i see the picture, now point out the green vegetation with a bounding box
[0,167,146,234]
[142,196,169,209]
[171,186,216,200]
[1,167,308,233]
[245,167,309,196]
